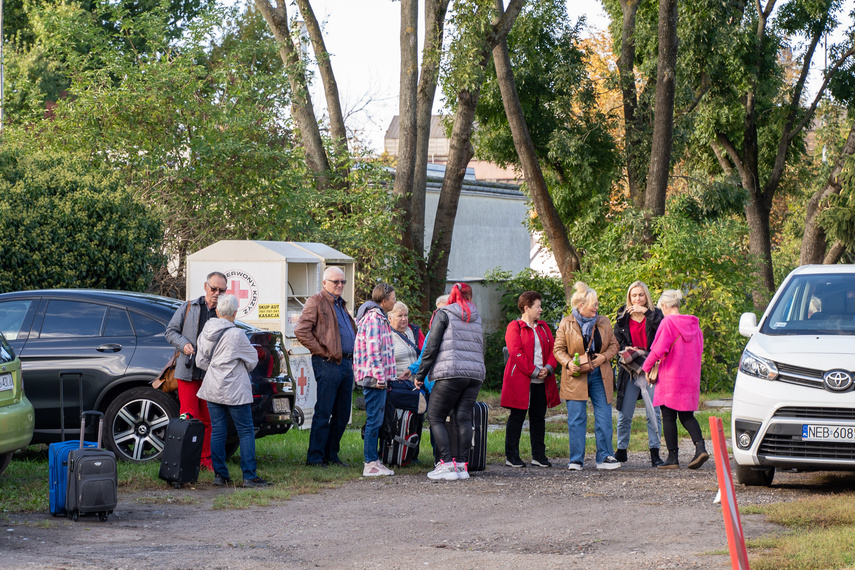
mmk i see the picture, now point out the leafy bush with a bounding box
[0,149,163,292]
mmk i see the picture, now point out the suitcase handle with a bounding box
[79,411,104,449]
[59,371,85,441]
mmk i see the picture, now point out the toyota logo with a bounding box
[824,370,853,391]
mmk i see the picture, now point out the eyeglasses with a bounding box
[326,279,347,285]
[206,283,227,294]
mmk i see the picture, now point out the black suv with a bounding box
[0,289,299,463]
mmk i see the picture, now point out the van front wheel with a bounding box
[735,464,775,486]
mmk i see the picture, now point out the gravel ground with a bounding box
[2,439,839,570]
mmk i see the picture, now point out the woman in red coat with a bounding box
[501,291,561,468]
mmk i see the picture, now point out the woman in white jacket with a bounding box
[196,294,267,488]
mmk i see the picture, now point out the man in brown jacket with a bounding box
[294,266,357,467]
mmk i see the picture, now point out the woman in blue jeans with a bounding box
[553,282,620,470]
[196,294,268,487]
[413,283,485,481]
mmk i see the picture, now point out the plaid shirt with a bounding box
[353,307,396,388]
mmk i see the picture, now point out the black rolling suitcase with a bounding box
[448,401,488,472]
[66,411,117,522]
[159,415,205,488]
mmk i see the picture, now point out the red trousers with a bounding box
[177,379,212,469]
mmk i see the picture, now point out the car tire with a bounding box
[735,464,775,486]
[0,451,12,476]
[104,387,179,463]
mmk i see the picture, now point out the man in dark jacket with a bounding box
[165,271,227,471]
[294,266,357,467]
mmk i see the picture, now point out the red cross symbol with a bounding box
[227,279,249,301]
[297,367,308,396]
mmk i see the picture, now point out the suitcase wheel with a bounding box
[99,513,109,522]
[173,483,182,489]
[71,511,79,522]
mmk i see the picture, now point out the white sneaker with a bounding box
[363,461,394,477]
[596,456,621,470]
[567,462,583,471]
[455,461,470,480]
[427,460,458,480]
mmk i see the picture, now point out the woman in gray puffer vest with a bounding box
[414,283,485,481]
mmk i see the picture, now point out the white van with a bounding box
[731,265,855,486]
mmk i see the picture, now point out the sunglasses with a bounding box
[207,283,227,294]
[327,279,347,285]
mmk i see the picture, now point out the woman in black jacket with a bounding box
[614,281,665,467]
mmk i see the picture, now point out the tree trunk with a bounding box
[294,0,348,177]
[744,193,775,310]
[392,0,420,243]
[491,31,580,300]
[412,0,450,260]
[424,0,524,304]
[800,119,855,265]
[254,0,331,188]
[617,0,644,208]
[824,242,846,264]
[426,88,479,305]
[643,0,678,220]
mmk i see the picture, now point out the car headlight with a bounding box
[739,350,778,380]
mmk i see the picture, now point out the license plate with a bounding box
[802,424,855,442]
[272,398,290,413]
[0,373,12,392]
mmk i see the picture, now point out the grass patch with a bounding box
[135,494,200,505]
[747,493,855,569]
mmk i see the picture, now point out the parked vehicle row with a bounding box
[0,290,298,465]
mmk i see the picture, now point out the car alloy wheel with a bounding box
[104,387,178,463]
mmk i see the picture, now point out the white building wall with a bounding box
[424,189,530,281]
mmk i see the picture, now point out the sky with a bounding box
[297,1,610,153]
[293,0,851,154]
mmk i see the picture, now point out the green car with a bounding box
[0,331,34,475]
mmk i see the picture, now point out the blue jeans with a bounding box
[307,356,354,465]
[616,373,661,450]
[363,386,387,463]
[566,368,615,464]
[207,401,257,480]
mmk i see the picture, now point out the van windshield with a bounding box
[761,273,855,335]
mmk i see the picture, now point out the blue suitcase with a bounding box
[48,372,97,517]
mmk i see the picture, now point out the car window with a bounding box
[0,334,14,363]
[762,273,855,335]
[130,311,167,337]
[40,300,107,338]
[0,300,34,340]
[104,307,134,336]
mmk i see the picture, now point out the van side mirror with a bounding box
[739,313,759,337]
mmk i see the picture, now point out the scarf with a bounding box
[572,308,598,353]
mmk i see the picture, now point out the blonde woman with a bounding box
[613,281,664,467]
[554,282,620,470]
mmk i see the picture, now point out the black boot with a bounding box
[649,447,664,468]
[615,448,628,463]
[688,440,710,469]
[658,449,679,469]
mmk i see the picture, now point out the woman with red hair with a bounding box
[413,283,485,481]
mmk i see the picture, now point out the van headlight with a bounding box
[739,350,778,380]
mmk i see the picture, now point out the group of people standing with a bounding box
[166,268,709,486]
[501,281,709,471]
[295,267,486,480]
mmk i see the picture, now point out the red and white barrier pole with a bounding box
[710,416,750,569]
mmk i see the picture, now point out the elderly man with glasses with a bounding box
[295,266,357,467]
[165,271,229,471]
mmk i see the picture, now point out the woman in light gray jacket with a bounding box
[196,294,268,488]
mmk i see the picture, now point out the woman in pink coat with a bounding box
[642,290,709,470]
[501,291,560,468]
